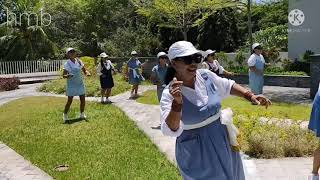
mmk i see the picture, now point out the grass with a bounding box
[136,90,159,105]
[0,97,180,179]
[39,73,152,97]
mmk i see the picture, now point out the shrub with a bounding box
[236,118,318,159]
[263,47,281,64]
[216,51,230,65]
[0,77,20,91]
[282,58,310,75]
[235,50,246,66]
[301,50,314,63]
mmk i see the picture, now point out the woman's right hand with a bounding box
[169,77,183,104]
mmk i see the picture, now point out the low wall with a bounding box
[227,74,310,88]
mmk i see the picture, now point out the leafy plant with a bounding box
[235,50,246,66]
[216,51,230,65]
[301,50,314,62]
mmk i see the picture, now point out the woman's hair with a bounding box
[164,61,176,85]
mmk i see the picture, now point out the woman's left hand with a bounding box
[251,95,272,109]
[85,71,91,76]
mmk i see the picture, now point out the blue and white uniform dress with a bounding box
[160,69,245,180]
[127,58,144,85]
[63,59,86,96]
[248,53,265,95]
[309,84,320,137]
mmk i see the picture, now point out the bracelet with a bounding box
[244,91,254,102]
[171,100,182,112]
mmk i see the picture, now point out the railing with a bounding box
[0,60,67,75]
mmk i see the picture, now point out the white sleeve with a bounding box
[205,69,235,99]
[247,54,256,67]
[63,62,71,72]
[160,87,184,137]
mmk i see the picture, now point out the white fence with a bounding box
[0,60,66,75]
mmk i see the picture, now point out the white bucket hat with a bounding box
[252,43,261,50]
[168,41,199,61]
[131,51,138,55]
[99,52,108,58]
[157,52,167,58]
[66,47,75,54]
[205,49,216,58]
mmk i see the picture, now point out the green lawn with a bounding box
[0,97,180,179]
[136,90,159,105]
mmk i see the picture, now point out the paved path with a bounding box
[0,84,315,179]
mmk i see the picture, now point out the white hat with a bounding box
[205,49,216,58]
[168,41,199,61]
[157,52,167,58]
[66,47,75,54]
[131,51,138,55]
[252,43,261,50]
[99,52,108,58]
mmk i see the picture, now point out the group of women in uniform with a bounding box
[61,41,320,180]
[62,49,144,123]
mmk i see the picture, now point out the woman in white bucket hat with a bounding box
[151,52,169,102]
[62,48,91,123]
[247,43,269,95]
[160,41,271,179]
[96,52,116,103]
[125,50,144,98]
[201,49,234,76]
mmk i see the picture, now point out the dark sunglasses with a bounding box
[68,50,76,53]
[208,53,215,57]
[255,46,262,50]
[159,56,168,59]
[175,53,203,65]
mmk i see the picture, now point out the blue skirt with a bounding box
[176,119,245,180]
[309,91,320,137]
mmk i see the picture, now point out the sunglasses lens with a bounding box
[160,56,168,59]
[181,54,202,65]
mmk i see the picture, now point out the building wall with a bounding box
[288,0,320,60]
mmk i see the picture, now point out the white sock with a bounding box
[101,97,104,102]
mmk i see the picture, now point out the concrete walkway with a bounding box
[0,84,315,179]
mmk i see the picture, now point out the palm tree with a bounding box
[0,0,56,61]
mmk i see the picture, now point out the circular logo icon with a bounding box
[289,9,305,26]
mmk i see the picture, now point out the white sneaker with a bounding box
[80,113,87,120]
[130,92,134,99]
[63,113,68,123]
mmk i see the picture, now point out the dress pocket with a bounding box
[176,134,202,171]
